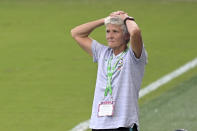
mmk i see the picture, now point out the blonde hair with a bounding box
[104,16,128,34]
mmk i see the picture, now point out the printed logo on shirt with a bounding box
[117,58,124,71]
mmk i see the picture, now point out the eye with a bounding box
[113,30,118,33]
[106,30,110,33]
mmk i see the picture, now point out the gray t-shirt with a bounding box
[90,40,147,129]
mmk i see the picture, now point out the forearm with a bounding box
[126,20,143,58]
[70,18,105,56]
[71,18,105,38]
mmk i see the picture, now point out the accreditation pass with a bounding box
[98,101,115,117]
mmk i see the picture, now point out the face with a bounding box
[106,24,128,49]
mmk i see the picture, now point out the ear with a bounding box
[124,33,130,43]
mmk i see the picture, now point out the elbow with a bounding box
[70,28,84,39]
[70,28,76,38]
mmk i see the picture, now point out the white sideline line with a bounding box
[70,120,90,131]
[139,57,197,98]
[70,57,197,131]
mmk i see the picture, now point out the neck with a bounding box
[113,45,127,56]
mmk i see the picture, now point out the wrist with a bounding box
[124,17,135,25]
[101,18,105,24]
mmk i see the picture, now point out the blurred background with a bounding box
[0,0,197,131]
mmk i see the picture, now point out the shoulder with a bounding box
[91,39,111,62]
[127,45,148,64]
[92,39,110,54]
[92,40,108,49]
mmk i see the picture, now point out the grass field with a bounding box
[140,68,197,131]
[0,0,197,131]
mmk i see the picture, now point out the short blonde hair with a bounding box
[104,16,128,34]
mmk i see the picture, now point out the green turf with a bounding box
[140,70,197,131]
[0,0,197,130]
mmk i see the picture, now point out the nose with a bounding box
[107,32,114,39]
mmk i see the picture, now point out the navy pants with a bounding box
[92,124,138,131]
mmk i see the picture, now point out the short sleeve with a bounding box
[91,40,106,63]
[129,44,148,64]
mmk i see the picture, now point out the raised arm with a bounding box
[110,11,143,58]
[125,17,143,58]
[70,18,105,56]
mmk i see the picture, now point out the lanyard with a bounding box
[104,48,128,97]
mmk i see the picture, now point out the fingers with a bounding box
[109,11,128,19]
[109,11,128,21]
[117,11,127,15]
[110,11,127,16]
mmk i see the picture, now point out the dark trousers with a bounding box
[92,124,138,131]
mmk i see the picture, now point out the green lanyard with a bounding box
[104,48,128,97]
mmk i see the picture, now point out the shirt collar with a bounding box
[112,51,124,59]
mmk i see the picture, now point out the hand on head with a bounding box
[109,11,129,21]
